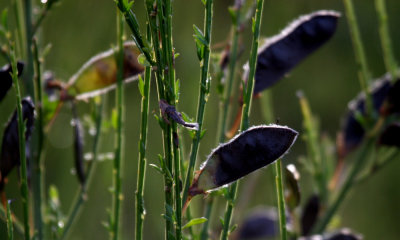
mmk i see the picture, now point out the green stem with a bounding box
[274,159,287,240]
[374,0,398,79]
[220,1,264,239]
[10,41,30,240]
[6,201,13,240]
[32,38,45,240]
[135,30,152,240]
[343,0,373,115]
[60,100,104,240]
[312,138,374,233]
[0,205,24,236]
[23,0,34,97]
[13,0,25,58]
[182,0,214,209]
[111,11,125,240]
[218,13,241,143]
[200,198,213,240]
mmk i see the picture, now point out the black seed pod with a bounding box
[301,194,320,236]
[378,123,400,147]
[189,125,298,196]
[0,61,24,102]
[299,228,362,240]
[71,105,85,185]
[249,10,339,94]
[340,76,392,156]
[237,207,278,240]
[0,97,35,191]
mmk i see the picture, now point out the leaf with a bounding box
[188,125,298,197]
[138,75,144,97]
[193,25,207,46]
[182,217,208,229]
[149,164,163,175]
[138,53,150,67]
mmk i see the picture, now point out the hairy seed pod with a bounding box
[189,125,298,197]
[0,97,35,191]
[71,105,85,185]
[378,123,400,147]
[66,42,144,100]
[0,61,24,102]
[236,207,279,240]
[159,99,199,130]
[301,194,320,236]
[244,10,339,94]
[299,228,362,240]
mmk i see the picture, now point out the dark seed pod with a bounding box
[236,207,278,240]
[189,125,298,196]
[247,10,339,94]
[71,105,85,185]
[285,164,301,211]
[159,99,199,130]
[299,228,362,240]
[0,97,35,191]
[378,122,400,147]
[301,194,320,236]
[380,78,400,116]
[0,61,24,102]
[339,75,392,156]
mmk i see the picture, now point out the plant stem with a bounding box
[10,41,30,240]
[135,30,152,240]
[6,201,13,240]
[343,0,373,115]
[23,0,34,97]
[182,0,214,208]
[274,159,287,240]
[111,11,125,240]
[0,206,24,236]
[312,138,374,233]
[200,198,213,240]
[60,100,104,240]
[374,0,398,79]
[220,1,264,239]
[218,12,241,143]
[32,38,45,240]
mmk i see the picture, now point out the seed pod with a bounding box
[380,78,400,116]
[285,164,301,211]
[71,105,85,185]
[189,125,298,197]
[0,97,35,191]
[339,75,392,156]
[0,61,24,102]
[246,10,339,94]
[378,123,400,147]
[236,207,278,240]
[301,194,320,236]
[66,42,144,100]
[299,228,362,240]
[159,99,199,130]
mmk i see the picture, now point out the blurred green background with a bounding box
[1,0,400,239]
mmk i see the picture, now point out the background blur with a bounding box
[1,0,400,239]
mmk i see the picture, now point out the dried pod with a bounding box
[159,99,199,130]
[301,194,320,236]
[189,125,298,197]
[0,61,24,102]
[71,105,85,185]
[236,207,278,240]
[378,122,400,147]
[0,97,35,191]
[66,42,144,100]
[285,164,301,211]
[246,10,339,94]
[299,228,362,240]
[339,75,392,156]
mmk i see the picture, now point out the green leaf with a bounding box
[229,224,238,234]
[138,75,144,97]
[193,25,208,46]
[138,53,151,67]
[182,217,208,229]
[174,52,180,59]
[149,164,163,175]
[228,6,237,25]
[201,0,206,6]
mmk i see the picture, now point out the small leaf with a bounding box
[138,75,145,97]
[182,217,208,229]
[193,25,207,46]
[149,164,163,175]
[228,7,237,24]
[138,53,151,67]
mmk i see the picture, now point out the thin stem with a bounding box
[182,0,214,209]
[0,205,24,236]
[32,38,45,240]
[10,42,30,240]
[374,0,398,79]
[135,29,152,240]
[218,16,241,143]
[200,198,213,240]
[23,0,34,97]
[110,11,125,240]
[343,0,373,116]
[220,1,264,239]
[6,201,14,240]
[60,100,104,240]
[13,0,25,58]
[312,138,374,233]
[274,159,287,240]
